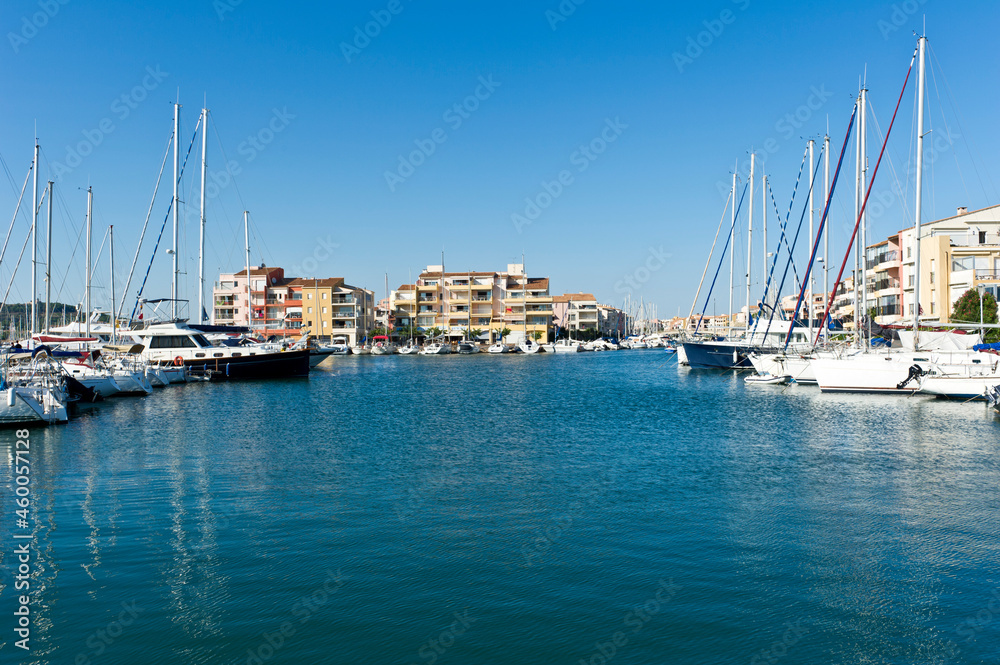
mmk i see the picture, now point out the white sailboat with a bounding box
[516,257,541,354]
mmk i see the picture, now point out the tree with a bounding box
[427,326,443,340]
[531,330,543,341]
[470,328,483,340]
[952,289,997,325]
[500,327,511,342]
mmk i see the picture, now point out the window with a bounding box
[322,320,328,328]
[308,307,313,313]
[323,307,328,314]
[980,231,987,244]
[307,293,312,300]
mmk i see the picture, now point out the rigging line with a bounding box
[761,143,825,341]
[928,43,997,203]
[765,145,811,296]
[129,120,202,321]
[117,131,172,320]
[208,110,248,220]
[808,47,916,349]
[766,183,801,295]
[866,100,913,228]
[0,151,27,199]
[207,111,266,270]
[52,188,88,303]
[0,226,34,320]
[687,188,733,325]
[0,164,32,271]
[926,50,972,210]
[693,181,749,335]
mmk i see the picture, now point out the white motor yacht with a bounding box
[552,339,582,354]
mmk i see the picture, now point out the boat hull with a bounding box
[681,341,753,369]
[0,386,69,426]
[182,349,311,380]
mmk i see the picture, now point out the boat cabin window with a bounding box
[148,335,200,349]
[191,334,212,348]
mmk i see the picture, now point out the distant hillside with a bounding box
[1,301,79,338]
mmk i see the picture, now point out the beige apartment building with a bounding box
[391,263,553,343]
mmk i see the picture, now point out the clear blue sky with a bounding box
[2,0,998,321]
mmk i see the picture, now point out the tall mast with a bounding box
[762,170,767,309]
[172,100,181,320]
[199,105,208,324]
[109,225,116,343]
[853,92,862,348]
[85,187,93,338]
[244,210,251,329]
[913,35,926,348]
[522,254,527,342]
[823,132,830,342]
[45,180,53,333]
[859,85,869,343]
[31,141,38,337]
[808,139,815,340]
[729,166,736,336]
[746,152,755,331]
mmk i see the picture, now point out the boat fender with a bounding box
[173,356,184,366]
[895,363,926,390]
[7,387,15,407]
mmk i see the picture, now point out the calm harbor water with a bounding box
[2,351,999,664]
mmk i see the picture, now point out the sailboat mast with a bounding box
[244,210,251,330]
[45,180,53,333]
[913,35,926,348]
[199,105,208,324]
[172,100,181,320]
[761,170,767,309]
[859,86,869,343]
[110,225,116,343]
[31,141,38,337]
[746,152,755,331]
[808,139,815,340]
[85,186,93,338]
[728,167,736,337]
[522,255,527,343]
[823,132,830,341]
[853,89,862,348]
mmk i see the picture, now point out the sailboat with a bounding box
[517,258,541,354]
[809,34,998,392]
[371,273,397,355]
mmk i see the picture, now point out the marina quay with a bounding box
[4,5,1000,665]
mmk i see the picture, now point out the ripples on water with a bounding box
[1,352,999,664]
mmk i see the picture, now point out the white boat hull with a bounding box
[1,386,69,425]
[749,353,816,384]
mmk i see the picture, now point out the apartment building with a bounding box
[863,204,1000,324]
[213,266,374,343]
[390,263,553,343]
[552,293,598,335]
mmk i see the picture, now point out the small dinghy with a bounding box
[744,373,791,386]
